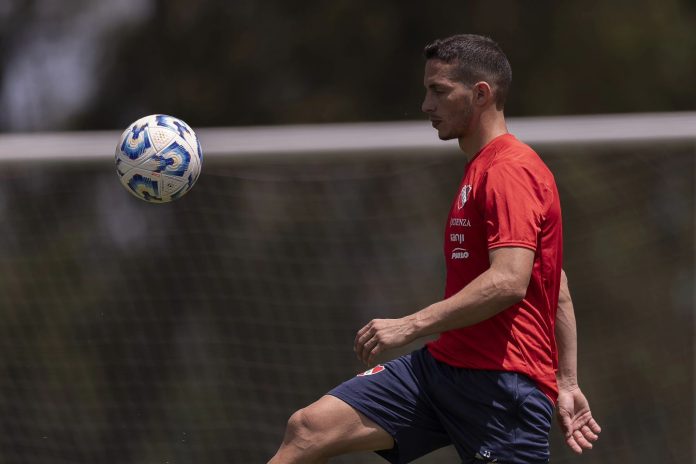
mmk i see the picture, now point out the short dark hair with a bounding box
[424,34,512,110]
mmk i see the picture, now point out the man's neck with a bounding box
[458,112,508,161]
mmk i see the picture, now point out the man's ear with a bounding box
[473,81,494,106]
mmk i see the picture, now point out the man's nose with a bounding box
[421,96,434,114]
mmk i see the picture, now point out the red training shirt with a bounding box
[427,133,563,403]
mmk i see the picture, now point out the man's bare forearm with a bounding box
[410,247,533,338]
[555,269,578,389]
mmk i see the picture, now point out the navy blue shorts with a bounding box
[328,348,553,464]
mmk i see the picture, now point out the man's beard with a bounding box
[439,99,473,140]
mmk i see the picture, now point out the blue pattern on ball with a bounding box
[156,114,191,138]
[121,123,151,160]
[196,138,203,160]
[151,141,191,177]
[127,173,160,201]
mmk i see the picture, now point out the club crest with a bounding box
[458,184,472,209]
[357,365,386,376]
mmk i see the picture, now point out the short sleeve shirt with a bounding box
[427,133,563,402]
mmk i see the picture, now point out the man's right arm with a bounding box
[555,270,602,454]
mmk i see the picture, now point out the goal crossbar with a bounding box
[0,111,694,164]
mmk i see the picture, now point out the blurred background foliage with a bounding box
[1,0,695,131]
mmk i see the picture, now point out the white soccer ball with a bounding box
[115,114,203,202]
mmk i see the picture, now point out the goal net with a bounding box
[0,112,692,463]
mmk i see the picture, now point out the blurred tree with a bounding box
[0,0,695,129]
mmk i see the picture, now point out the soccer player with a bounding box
[268,34,601,464]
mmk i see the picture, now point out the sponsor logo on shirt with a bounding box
[449,217,471,227]
[357,365,386,376]
[458,184,472,210]
[451,248,470,260]
[450,233,465,244]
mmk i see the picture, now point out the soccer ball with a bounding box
[115,114,203,202]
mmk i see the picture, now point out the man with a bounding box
[268,34,600,464]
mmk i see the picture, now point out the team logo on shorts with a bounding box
[357,365,386,376]
[458,184,472,209]
[475,448,497,463]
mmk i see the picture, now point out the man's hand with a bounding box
[354,317,417,366]
[556,385,601,454]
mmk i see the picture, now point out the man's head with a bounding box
[421,34,511,141]
[424,34,511,110]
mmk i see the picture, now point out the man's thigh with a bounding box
[298,395,395,456]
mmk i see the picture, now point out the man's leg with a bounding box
[268,395,395,464]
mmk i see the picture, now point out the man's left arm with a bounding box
[555,269,602,454]
[354,246,533,365]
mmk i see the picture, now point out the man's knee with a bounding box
[277,395,394,462]
[283,407,327,455]
[286,408,314,440]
